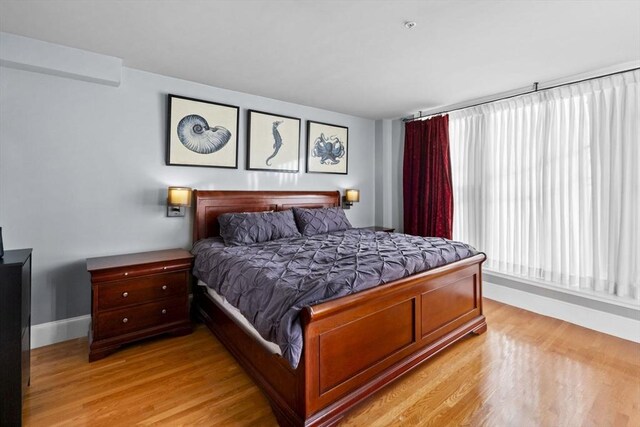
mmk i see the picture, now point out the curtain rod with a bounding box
[403,66,640,122]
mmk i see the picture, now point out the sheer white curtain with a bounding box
[449,70,639,302]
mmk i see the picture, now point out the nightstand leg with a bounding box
[89,345,121,362]
[168,324,193,337]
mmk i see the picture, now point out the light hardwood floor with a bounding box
[23,299,640,426]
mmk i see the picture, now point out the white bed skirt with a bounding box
[198,280,282,355]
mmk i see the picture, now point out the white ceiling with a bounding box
[1,0,639,119]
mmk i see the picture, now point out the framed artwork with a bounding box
[247,110,301,172]
[306,121,348,174]
[166,94,239,168]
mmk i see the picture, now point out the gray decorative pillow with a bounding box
[218,210,301,246]
[292,207,352,236]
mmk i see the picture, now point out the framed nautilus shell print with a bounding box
[247,110,301,173]
[306,121,349,175]
[166,94,239,168]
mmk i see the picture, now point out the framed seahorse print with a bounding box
[306,121,348,175]
[247,110,301,173]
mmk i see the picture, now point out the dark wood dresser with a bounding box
[86,249,193,362]
[0,249,32,427]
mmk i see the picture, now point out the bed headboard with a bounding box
[192,190,341,242]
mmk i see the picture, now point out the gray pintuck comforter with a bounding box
[192,229,478,369]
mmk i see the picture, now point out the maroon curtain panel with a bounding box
[403,115,453,239]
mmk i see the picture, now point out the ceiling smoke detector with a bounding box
[404,21,417,29]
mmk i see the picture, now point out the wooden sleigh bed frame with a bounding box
[192,190,487,426]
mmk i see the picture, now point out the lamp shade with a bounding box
[345,189,360,203]
[167,187,192,206]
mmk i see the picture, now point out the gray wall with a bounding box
[374,121,383,226]
[0,66,375,325]
[391,119,404,231]
[373,119,404,232]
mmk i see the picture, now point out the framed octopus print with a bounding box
[247,110,301,172]
[166,94,239,168]
[306,120,348,174]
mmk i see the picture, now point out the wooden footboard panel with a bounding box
[301,254,486,425]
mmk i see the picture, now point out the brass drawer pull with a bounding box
[162,285,167,290]
[122,292,129,298]
[122,317,128,323]
[161,309,167,315]
[162,267,167,270]
[124,272,129,276]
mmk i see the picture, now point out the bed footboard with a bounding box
[300,253,487,426]
[195,254,486,427]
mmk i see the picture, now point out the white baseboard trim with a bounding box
[31,315,91,349]
[484,281,640,343]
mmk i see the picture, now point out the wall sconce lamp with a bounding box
[343,189,360,209]
[167,187,192,217]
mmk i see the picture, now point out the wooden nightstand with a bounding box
[86,248,193,362]
[362,226,395,232]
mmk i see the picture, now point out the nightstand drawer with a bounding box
[96,298,187,339]
[97,271,187,310]
[90,261,191,283]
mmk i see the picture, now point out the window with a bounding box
[449,70,639,303]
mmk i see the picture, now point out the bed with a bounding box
[191,190,487,426]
